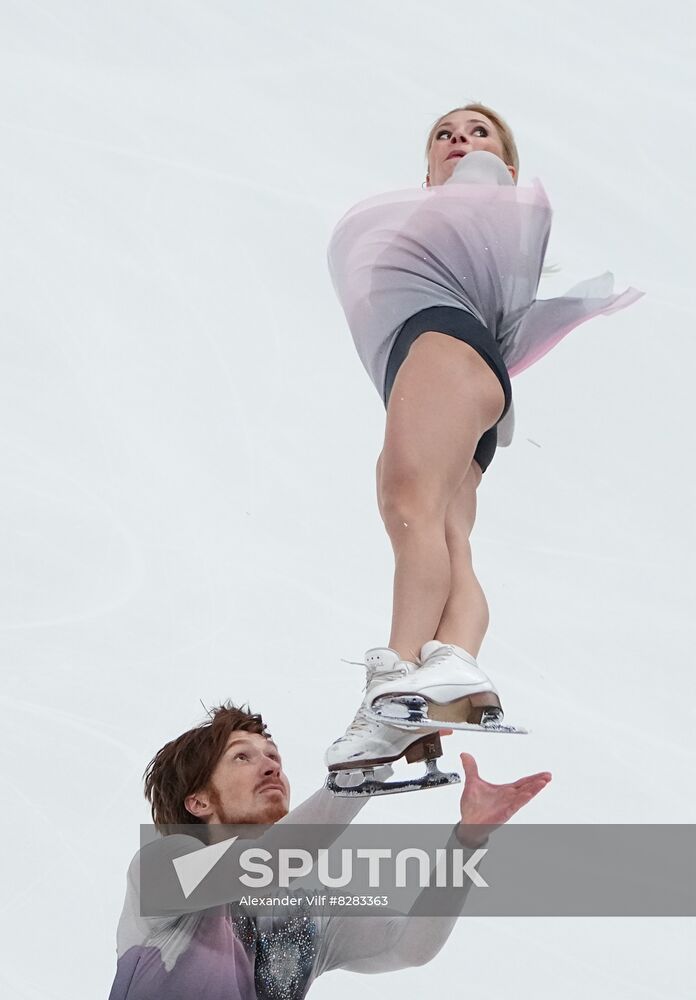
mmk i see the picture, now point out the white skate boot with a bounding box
[365,640,526,734]
[325,647,460,796]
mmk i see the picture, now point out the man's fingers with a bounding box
[503,779,550,820]
[514,771,552,789]
[516,778,551,801]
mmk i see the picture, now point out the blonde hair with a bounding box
[425,102,560,275]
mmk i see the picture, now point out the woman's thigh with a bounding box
[379,331,505,515]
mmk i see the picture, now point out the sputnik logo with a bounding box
[172,836,238,898]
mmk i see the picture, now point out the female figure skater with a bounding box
[324,104,642,795]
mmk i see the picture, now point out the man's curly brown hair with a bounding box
[143,701,271,833]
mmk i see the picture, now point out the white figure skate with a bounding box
[365,641,527,734]
[325,648,460,797]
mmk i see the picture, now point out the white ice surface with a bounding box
[0,1,694,997]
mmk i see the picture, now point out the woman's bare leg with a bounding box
[376,332,504,663]
[435,460,488,657]
[377,456,489,659]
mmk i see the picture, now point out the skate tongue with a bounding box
[420,641,438,661]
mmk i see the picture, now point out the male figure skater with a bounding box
[109,702,550,999]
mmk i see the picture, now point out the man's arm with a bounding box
[135,782,370,917]
[276,783,368,827]
[315,825,483,975]
[316,753,551,976]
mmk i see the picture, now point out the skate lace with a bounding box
[340,657,409,734]
[343,706,375,734]
[340,657,409,691]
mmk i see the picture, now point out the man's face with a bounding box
[185,732,291,825]
[427,109,515,187]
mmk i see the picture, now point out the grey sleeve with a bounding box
[318,915,459,974]
[275,785,368,827]
[316,829,488,975]
[136,785,369,916]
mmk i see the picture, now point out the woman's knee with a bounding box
[378,436,476,529]
[379,472,447,534]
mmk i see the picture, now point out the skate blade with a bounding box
[325,765,460,797]
[367,696,528,735]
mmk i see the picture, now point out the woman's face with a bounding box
[426,110,516,186]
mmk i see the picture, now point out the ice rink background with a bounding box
[1,1,695,996]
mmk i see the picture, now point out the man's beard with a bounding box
[210,786,289,825]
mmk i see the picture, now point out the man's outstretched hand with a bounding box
[457,752,552,847]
